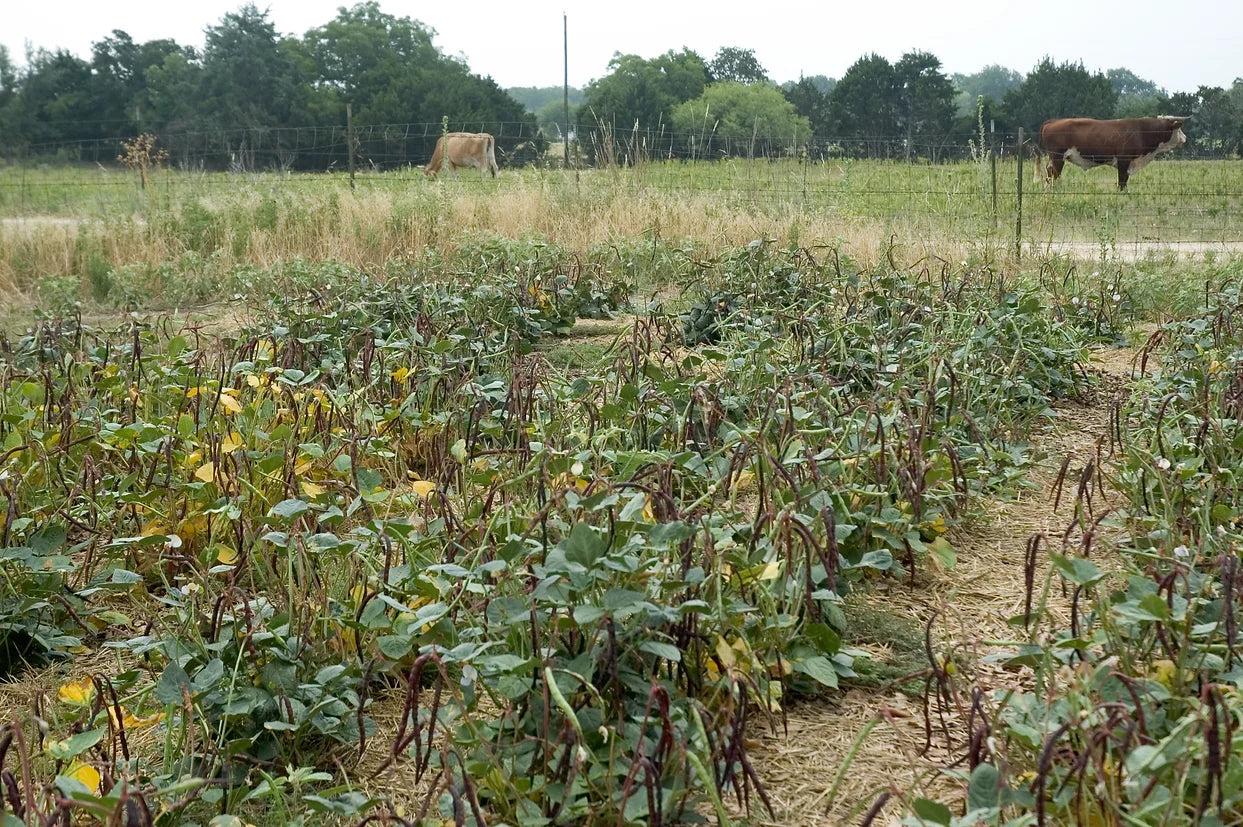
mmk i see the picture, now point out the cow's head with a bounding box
[1160,117,1188,148]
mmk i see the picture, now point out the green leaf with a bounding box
[966,763,1002,812]
[563,522,605,568]
[46,728,106,760]
[792,655,839,688]
[639,641,682,662]
[155,660,193,705]
[356,467,383,493]
[1049,552,1103,587]
[911,797,952,825]
[268,499,309,521]
[929,536,956,569]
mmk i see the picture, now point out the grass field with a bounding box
[1,161,1243,826]
[1,156,1240,306]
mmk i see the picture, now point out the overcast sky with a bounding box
[4,0,1240,94]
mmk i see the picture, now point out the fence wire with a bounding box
[2,122,1241,252]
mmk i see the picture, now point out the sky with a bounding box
[4,0,1241,94]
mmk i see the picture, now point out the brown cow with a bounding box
[1038,117,1186,190]
[424,132,499,179]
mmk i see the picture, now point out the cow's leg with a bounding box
[1116,160,1129,191]
[1046,152,1064,184]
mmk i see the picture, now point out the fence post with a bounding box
[990,120,998,228]
[346,103,356,191]
[1015,127,1024,259]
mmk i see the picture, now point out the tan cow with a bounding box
[424,132,499,179]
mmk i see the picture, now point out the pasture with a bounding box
[0,160,1242,826]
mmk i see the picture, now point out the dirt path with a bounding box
[738,340,1141,826]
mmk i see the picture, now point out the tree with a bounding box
[894,50,956,158]
[1108,67,1165,117]
[506,85,584,113]
[829,54,899,154]
[672,82,810,157]
[782,76,833,136]
[89,31,189,131]
[582,48,708,135]
[784,74,836,96]
[708,47,769,85]
[952,64,1023,115]
[1165,86,1242,155]
[200,5,306,132]
[1002,57,1116,134]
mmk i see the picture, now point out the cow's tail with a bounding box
[486,135,499,178]
[425,136,444,177]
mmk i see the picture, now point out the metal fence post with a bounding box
[347,103,356,191]
[1015,127,1024,259]
[990,120,998,228]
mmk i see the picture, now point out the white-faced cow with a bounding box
[424,132,499,179]
[1038,117,1186,190]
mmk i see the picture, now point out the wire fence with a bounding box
[2,121,1241,253]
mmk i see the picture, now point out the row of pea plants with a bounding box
[0,241,1087,826]
[903,285,1243,827]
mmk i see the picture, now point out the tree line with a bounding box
[1,2,1240,169]
[0,2,540,170]
[577,48,1243,161]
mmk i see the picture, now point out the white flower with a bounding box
[829,287,839,295]
[923,306,932,312]
[166,534,183,549]
[1156,457,1172,470]
[1112,293,1122,302]
[1091,271,1099,278]
[1071,297,1080,305]
[1173,545,1189,558]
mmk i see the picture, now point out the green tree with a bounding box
[1002,57,1116,134]
[1165,86,1241,155]
[707,47,769,85]
[507,85,584,113]
[829,54,899,155]
[200,5,305,132]
[672,81,810,157]
[1108,67,1165,117]
[90,31,189,131]
[9,49,106,147]
[782,75,833,136]
[894,50,956,158]
[952,64,1022,115]
[582,48,707,160]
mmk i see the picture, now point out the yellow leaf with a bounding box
[195,462,215,483]
[219,393,243,414]
[715,636,736,669]
[66,762,101,794]
[220,432,244,453]
[409,480,436,498]
[107,705,165,730]
[216,546,238,565]
[246,374,261,388]
[301,481,325,497]
[295,459,314,475]
[255,339,274,361]
[185,386,201,398]
[184,449,202,467]
[57,679,95,705]
[731,470,755,491]
[391,366,410,383]
[141,521,169,538]
[1150,659,1178,688]
[757,560,782,581]
[642,496,656,523]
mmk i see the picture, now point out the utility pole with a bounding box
[563,13,570,172]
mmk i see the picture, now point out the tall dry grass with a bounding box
[0,168,1005,302]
